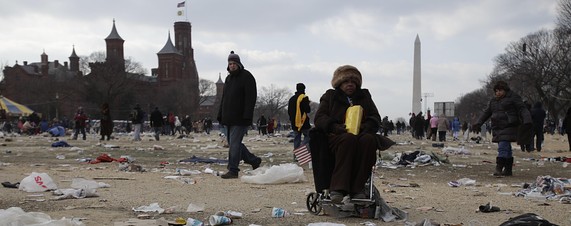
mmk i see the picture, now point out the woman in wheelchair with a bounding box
[314,65,382,204]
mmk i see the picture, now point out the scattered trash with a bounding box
[1,181,19,189]
[271,207,290,217]
[0,207,85,226]
[179,155,228,164]
[52,188,98,200]
[185,217,204,226]
[132,203,165,214]
[241,163,307,184]
[19,172,58,192]
[498,213,557,225]
[478,202,500,213]
[209,214,232,225]
[186,203,205,213]
[216,210,243,219]
[71,178,110,189]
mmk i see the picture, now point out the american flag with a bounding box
[293,144,311,165]
[177,1,185,8]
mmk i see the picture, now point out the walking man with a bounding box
[288,83,311,151]
[217,51,262,179]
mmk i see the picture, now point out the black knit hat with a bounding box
[227,51,243,69]
[296,83,305,92]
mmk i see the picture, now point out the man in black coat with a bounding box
[217,51,261,179]
[149,107,164,141]
[473,81,532,176]
[288,83,311,150]
[530,102,546,152]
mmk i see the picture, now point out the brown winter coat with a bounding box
[314,88,381,134]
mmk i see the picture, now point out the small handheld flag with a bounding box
[293,144,311,165]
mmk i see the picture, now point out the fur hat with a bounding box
[296,83,305,92]
[331,65,362,88]
[493,81,510,92]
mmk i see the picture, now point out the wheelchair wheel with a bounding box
[306,192,322,215]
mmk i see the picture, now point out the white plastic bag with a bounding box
[241,163,307,184]
[19,172,58,192]
[70,178,110,189]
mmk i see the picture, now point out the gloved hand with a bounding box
[331,124,347,135]
[471,124,481,133]
[359,123,376,134]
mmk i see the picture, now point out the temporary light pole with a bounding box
[422,92,433,113]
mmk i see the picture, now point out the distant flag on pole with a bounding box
[293,144,311,165]
[177,1,185,17]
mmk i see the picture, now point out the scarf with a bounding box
[295,94,307,131]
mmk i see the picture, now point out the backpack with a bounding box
[130,109,138,121]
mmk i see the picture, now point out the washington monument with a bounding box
[412,34,422,114]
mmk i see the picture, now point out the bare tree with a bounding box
[79,51,106,75]
[198,78,215,105]
[255,84,291,121]
[557,0,571,32]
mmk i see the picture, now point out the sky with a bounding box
[0,0,559,121]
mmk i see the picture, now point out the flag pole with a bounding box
[185,0,188,22]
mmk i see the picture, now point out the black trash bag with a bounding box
[499,213,559,226]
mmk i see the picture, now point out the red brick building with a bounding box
[1,19,202,121]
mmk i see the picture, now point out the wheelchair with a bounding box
[304,129,385,219]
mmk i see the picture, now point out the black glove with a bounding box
[471,124,481,133]
[331,124,347,135]
[360,123,376,134]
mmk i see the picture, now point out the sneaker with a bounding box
[330,191,344,204]
[252,157,262,170]
[220,171,238,179]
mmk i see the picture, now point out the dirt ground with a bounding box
[0,130,570,226]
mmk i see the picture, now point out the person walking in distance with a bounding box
[131,104,145,142]
[473,81,531,176]
[150,107,164,141]
[73,107,88,140]
[217,51,262,179]
[288,83,311,155]
[100,103,113,141]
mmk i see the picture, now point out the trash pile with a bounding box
[379,150,444,168]
[514,175,571,203]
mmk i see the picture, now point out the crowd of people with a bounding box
[1,51,571,191]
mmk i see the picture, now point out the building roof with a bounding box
[105,19,124,41]
[69,46,78,58]
[157,33,181,55]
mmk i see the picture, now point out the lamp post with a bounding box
[55,92,59,120]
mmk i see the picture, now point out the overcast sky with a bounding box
[0,0,559,120]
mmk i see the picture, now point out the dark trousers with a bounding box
[438,131,446,141]
[328,133,376,195]
[227,125,258,173]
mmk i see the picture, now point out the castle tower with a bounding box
[157,32,183,82]
[69,46,80,73]
[105,19,125,71]
[412,34,422,114]
[173,21,199,112]
[41,51,48,76]
[215,73,224,102]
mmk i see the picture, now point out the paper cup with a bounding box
[208,215,232,225]
[271,207,289,218]
[186,217,204,226]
